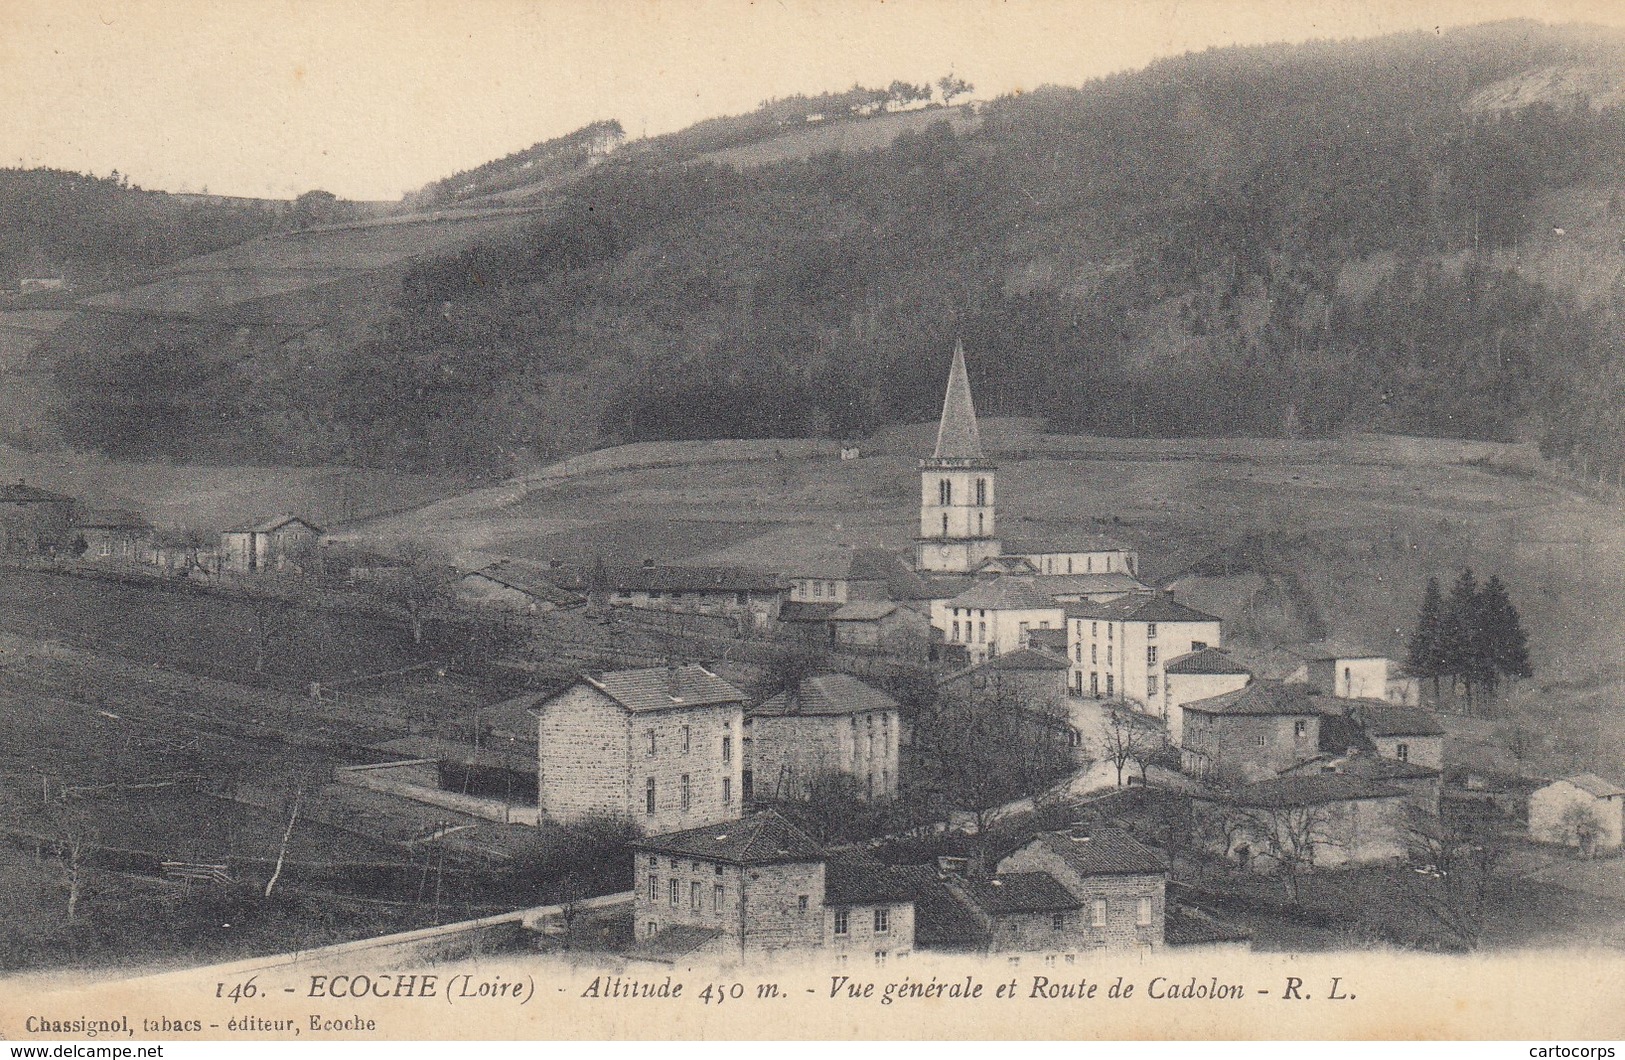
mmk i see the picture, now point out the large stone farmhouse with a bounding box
[745,673,901,802]
[532,664,747,833]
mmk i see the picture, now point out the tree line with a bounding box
[1406,569,1532,710]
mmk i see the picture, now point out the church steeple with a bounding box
[933,338,984,461]
[914,341,1000,574]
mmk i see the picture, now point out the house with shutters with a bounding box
[746,674,901,802]
[1066,593,1223,707]
[996,825,1169,950]
[532,664,746,833]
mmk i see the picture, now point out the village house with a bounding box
[1528,774,1625,854]
[939,646,1071,710]
[933,577,1065,665]
[1345,702,1445,768]
[71,508,151,562]
[599,563,783,632]
[218,514,323,574]
[996,825,1169,950]
[785,547,934,608]
[943,872,1085,955]
[457,562,587,613]
[0,479,74,555]
[1278,748,1442,816]
[1162,647,1252,745]
[822,861,919,963]
[1282,642,1394,700]
[828,600,932,654]
[746,674,901,802]
[629,811,833,960]
[1180,681,1320,783]
[1066,593,1223,707]
[532,664,746,832]
[1190,774,1411,870]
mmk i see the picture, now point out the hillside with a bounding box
[29,20,1625,476]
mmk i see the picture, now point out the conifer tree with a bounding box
[1478,574,1533,692]
[1406,576,1447,700]
[1442,568,1481,707]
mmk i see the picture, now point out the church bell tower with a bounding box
[914,340,1000,573]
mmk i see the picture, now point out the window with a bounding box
[834,909,849,935]
[646,729,656,756]
[978,512,985,535]
[691,881,702,910]
[812,581,822,597]
[798,895,810,914]
[874,907,891,934]
[1136,897,1153,927]
[1091,672,1099,697]
[1294,720,1307,737]
[939,479,952,505]
[1067,558,1074,574]
[978,622,986,643]
[1148,677,1158,697]
[1091,644,1097,664]
[942,513,949,536]
[1147,623,1158,639]
[1090,622,1098,637]
[713,883,724,912]
[1106,645,1113,666]
[1105,674,1113,697]
[646,920,657,938]
[1147,646,1158,665]
[648,874,657,900]
[682,725,691,754]
[1255,734,1267,746]
[1074,643,1082,663]
[1108,624,1113,641]
[952,621,960,641]
[1087,557,1094,573]
[722,777,732,804]
[722,736,732,763]
[875,951,888,966]
[1052,912,1066,931]
[1397,743,1409,762]
[680,774,691,810]
[669,879,680,906]
[1091,899,1106,927]
[1018,621,1029,639]
[975,478,987,506]
[645,777,656,815]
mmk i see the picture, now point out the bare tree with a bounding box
[1232,801,1340,905]
[1397,805,1507,949]
[1559,802,1606,858]
[377,539,458,646]
[1099,710,1154,787]
[41,799,100,922]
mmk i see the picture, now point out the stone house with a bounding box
[828,600,931,653]
[72,508,151,562]
[947,872,1086,954]
[1192,775,1411,871]
[822,861,919,963]
[933,576,1065,665]
[785,547,934,609]
[457,563,587,614]
[0,480,74,555]
[1067,593,1223,710]
[1283,643,1393,701]
[997,825,1169,950]
[532,664,746,832]
[218,514,323,574]
[1528,774,1625,854]
[1278,749,1442,816]
[1180,680,1320,783]
[1346,702,1445,769]
[1162,648,1252,745]
[600,564,783,632]
[629,811,831,960]
[746,674,901,802]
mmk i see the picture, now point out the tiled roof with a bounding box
[977,647,1069,672]
[958,872,1081,915]
[464,566,588,607]
[624,924,723,962]
[945,577,1063,611]
[1213,774,1409,808]
[753,674,899,718]
[603,564,782,594]
[972,556,1040,576]
[1182,680,1318,717]
[890,866,987,949]
[72,508,150,530]
[1164,903,1253,946]
[1029,825,1168,877]
[1564,773,1625,799]
[830,601,899,622]
[1025,627,1069,652]
[0,481,73,504]
[1041,573,1151,600]
[578,664,748,714]
[791,548,935,600]
[1354,704,1444,738]
[1165,648,1251,676]
[224,513,323,534]
[823,861,921,905]
[1064,592,1217,624]
[1294,639,1387,662]
[1004,535,1133,555]
[930,339,985,462]
[630,811,824,865]
[778,601,840,623]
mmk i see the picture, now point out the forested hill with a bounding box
[41,20,1625,476]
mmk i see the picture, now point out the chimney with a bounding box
[666,659,682,699]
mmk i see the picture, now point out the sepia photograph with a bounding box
[1,0,1624,1044]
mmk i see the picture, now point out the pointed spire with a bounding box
[933,339,984,461]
